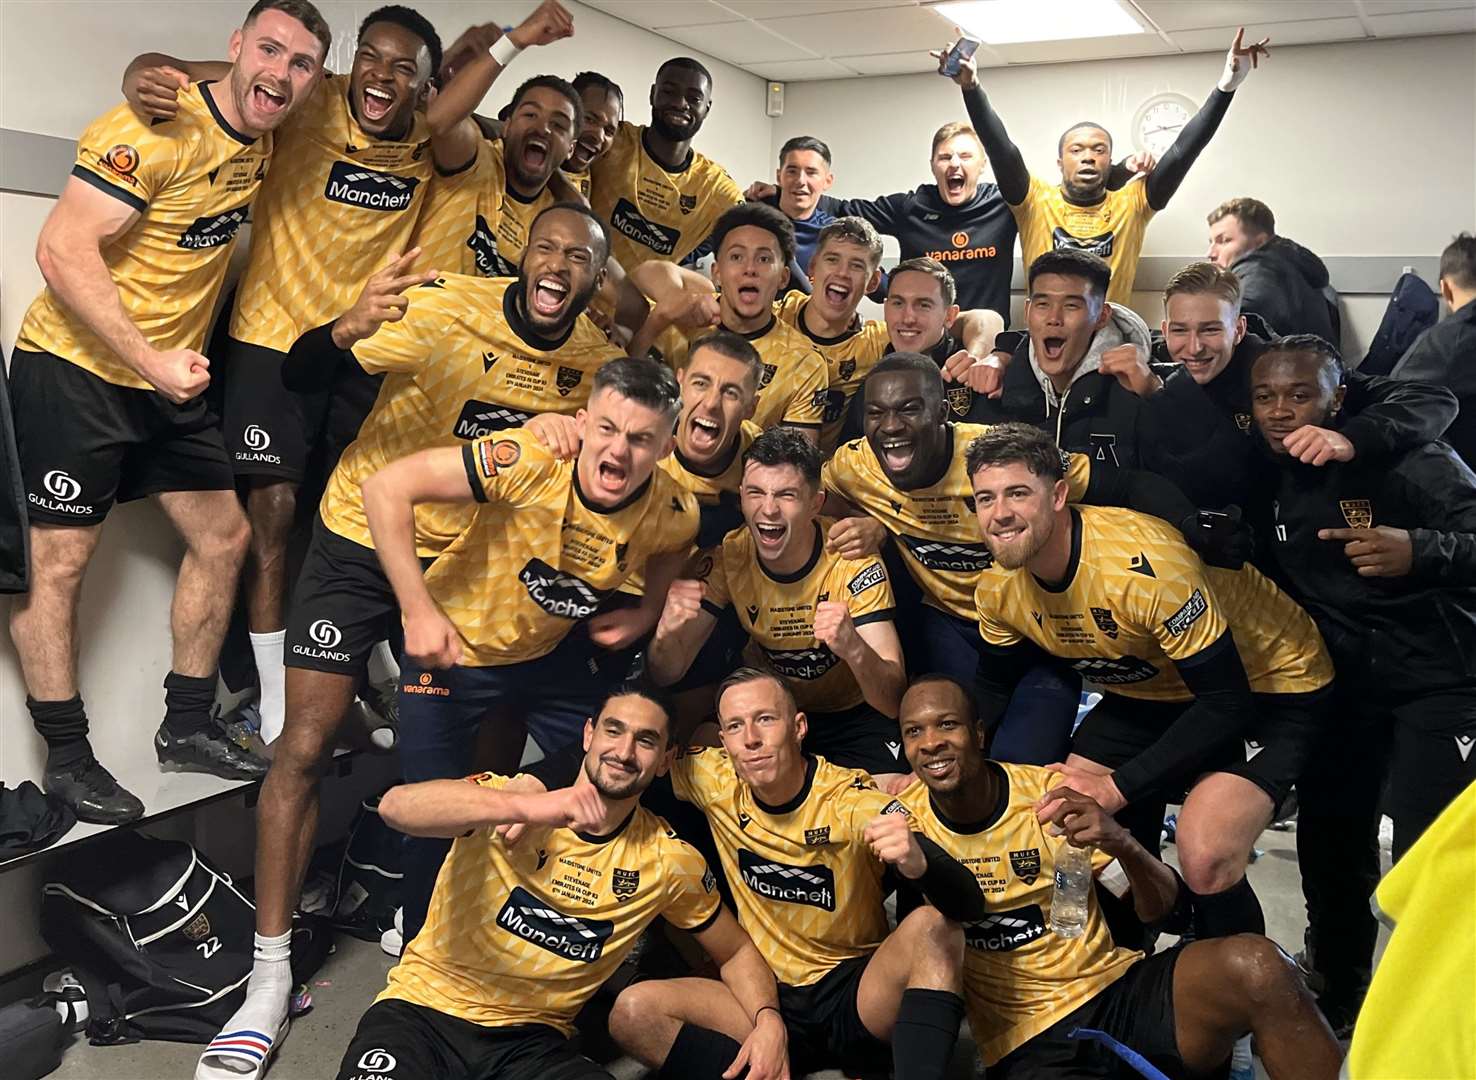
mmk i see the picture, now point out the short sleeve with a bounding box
[694,546,731,616]
[669,745,731,809]
[661,837,722,932]
[1063,451,1092,502]
[843,776,914,836]
[354,279,459,374]
[461,429,557,506]
[839,555,894,626]
[1014,175,1055,231]
[783,351,829,427]
[72,104,182,212]
[975,580,1024,647]
[822,447,858,501]
[1138,571,1229,664]
[654,486,700,555]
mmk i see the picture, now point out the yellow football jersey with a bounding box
[696,518,896,715]
[974,506,1333,700]
[659,317,827,431]
[1347,780,1476,1079]
[381,772,720,1034]
[1012,175,1153,306]
[774,291,890,453]
[410,139,555,278]
[672,748,909,987]
[590,122,742,271]
[430,430,698,666]
[16,83,271,389]
[321,275,620,555]
[900,764,1140,1065]
[563,169,592,200]
[229,73,432,352]
[823,426,1092,621]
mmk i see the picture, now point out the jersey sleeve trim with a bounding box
[700,598,729,618]
[684,904,722,935]
[1169,625,1236,670]
[71,163,147,212]
[852,608,896,628]
[462,443,489,503]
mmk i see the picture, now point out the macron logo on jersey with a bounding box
[324,161,420,212]
[519,558,608,620]
[738,849,836,911]
[965,905,1047,952]
[177,206,250,249]
[496,885,613,963]
[610,197,679,256]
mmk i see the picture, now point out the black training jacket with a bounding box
[1247,441,1476,696]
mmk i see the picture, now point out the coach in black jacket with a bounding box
[1246,335,1476,1035]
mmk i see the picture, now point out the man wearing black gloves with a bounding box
[1247,337,1476,1035]
[1110,262,1458,508]
[942,29,1268,304]
[515,668,983,1080]
[966,424,1334,941]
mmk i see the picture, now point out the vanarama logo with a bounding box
[925,237,998,262]
[403,671,449,697]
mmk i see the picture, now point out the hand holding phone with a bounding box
[938,36,980,78]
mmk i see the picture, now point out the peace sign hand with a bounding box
[1219,27,1271,92]
[334,248,439,348]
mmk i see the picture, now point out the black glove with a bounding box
[1181,505,1252,570]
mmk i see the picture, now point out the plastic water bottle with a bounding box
[1229,1034,1255,1079]
[1050,843,1092,938]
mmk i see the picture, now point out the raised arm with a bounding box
[378,777,605,838]
[815,603,905,718]
[627,260,719,357]
[426,0,575,171]
[123,53,231,120]
[1143,29,1270,211]
[361,445,479,668]
[942,44,1030,205]
[37,179,207,403]
[646,579,719,686]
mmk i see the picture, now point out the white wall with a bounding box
[0,0,767,976]
[771,34,1476,354]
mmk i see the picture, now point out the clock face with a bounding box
[1134,94,1196,158]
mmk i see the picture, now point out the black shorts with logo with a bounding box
[335,999,610,1080]
[285,515,414,675]
[221,338,330,483]
[803,702,904,777]
[778,954,890,1077]
[1072,687,1331,805]
[990,946,1184,1079]
[10,348,234,526]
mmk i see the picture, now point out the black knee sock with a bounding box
[29,695,93,772]
[892,988,965,1080]
[163,672,217,738]
[1192,876,1265,938]
[657,1022,746,1080]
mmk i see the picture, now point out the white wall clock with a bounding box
[1132,93,1198,158]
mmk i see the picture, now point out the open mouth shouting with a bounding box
[521,134,551,174]
[1039,336,1069,364]
[250,81,288,118]
[567,136,601,171]
[944,170,967,199]
[361,84,396,124]
[733,284,764,312]
[594,457,629,497]
[752,519,787,553]
[686,413,723,456]
[529,274,571,319]
[878,436,914,475]
[818,280,853,313]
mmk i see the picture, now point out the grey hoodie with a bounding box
[1028,302,1155,414]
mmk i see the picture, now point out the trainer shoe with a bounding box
[380,908,403,957]
[155,720,269,780]
[44,758,144,824]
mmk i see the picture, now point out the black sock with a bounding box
[892,988,965,1080]
[1192,876,1266,938]
[29,695,93,772]
[658,1022,746,1080]
[163,672,217,738]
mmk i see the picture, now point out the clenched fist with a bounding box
[656,578,707,638]
[863,810,925,878]
[813,599,862,663]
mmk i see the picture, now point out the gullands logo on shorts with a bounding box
[236,424,282,465]
[30,469,94,516]
[291,618,353,664]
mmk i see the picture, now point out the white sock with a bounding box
[368,639,399,684]
[198,931,293,1077]
[249,631,286,745]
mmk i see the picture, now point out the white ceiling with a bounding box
[578,0,1476,81]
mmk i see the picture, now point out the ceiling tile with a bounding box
[717,0,917,15]
[1169,17,1367,52]
[578,0,739,29]
[744,57,860,81]
[657,19,818,63]
[756,6,956,55]
[1132,1,1358,32]
[1359,0,1474,13]
[993,33,1175,65]
[837,50,950,75]
[1367,7,1476,34]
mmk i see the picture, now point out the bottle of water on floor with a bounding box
[1050,843,1092,938]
